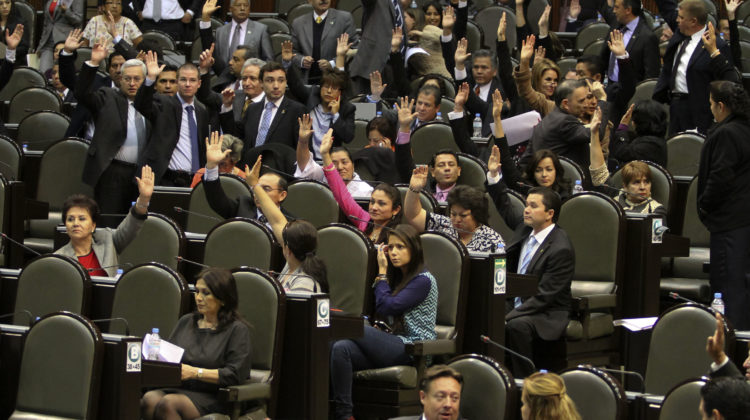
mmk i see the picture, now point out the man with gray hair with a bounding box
[71,37,151,225]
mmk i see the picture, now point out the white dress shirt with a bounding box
[168,94,197,171]
[673,26,707,94]
[142,0,188,20]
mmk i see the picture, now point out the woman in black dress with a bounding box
[141,268,252,419]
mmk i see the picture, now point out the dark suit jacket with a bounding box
[200,19,273,75]
[219,95,306,165]
[290,8,358,83]
[454,71,505,138]
[286,64,355,147]
[489,180,575,341]
[74,61,150,186]
[60,51,113,138]
[196,72,245,126]
[599,17,660,82]
[710,360,745,379]
[522,107,591,171]
[349,0,402,79]
[0,58,12,135]
[134,83,210,182]
[203,176,294,220]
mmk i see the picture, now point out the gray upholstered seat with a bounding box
[396,184,439,214]
[410,122,459,165]
[474,5,515,51]
[9,312,103,420]
[8,87,62,124]
[575,22,610,51]
[610,160,673,212]
[13,254,91,326]
[141,30,176,50]
[448,354,517,420]
[203,218,278,271]
[0,66,45,101]
[666,133,705,178]
[558,156,585,188]
[187,174,251,234]
[109,263,189,336]
[350,119,370,152]
[0,134,23,181]
[25,138,93,253]
[457,153,487,191]
[627,79,659,108]
[660,177,711,303]
[561,366,626,420]
[317,223,375,315]
[16,111,70,151]
[118,213,185,270]
[487,189,525,242]
[282,180,340,228]
[352,232,469,418]
[465,20,483,53]
[645,304,724,395]
[658,378,708,420]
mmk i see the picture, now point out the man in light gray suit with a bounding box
[199,0,273,74]
[290,0,358,84]
[38,0,85,73]
[348,0,404,94]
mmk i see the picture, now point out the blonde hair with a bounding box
[531,58,560,93]
[522,372,582,420]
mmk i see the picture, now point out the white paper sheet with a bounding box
[613,317,658,331]
[142,333,185,363]
[491,111,542,146]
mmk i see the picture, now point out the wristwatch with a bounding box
[197,368,204,379]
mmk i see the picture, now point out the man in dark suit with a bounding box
[72,37,151,223]
[199,0,273,67]
[136,53,209,186]
[290,0,358,85]
[699,378,750,420]
[489,180,575,378]
[520,80,591,172]
[454,48,505,137]
[706,313,748,380]
[210,45,254,93]
[599,0,660,86]
[219,61,306,165]
[652,0,739,135]
[400,365,464,420]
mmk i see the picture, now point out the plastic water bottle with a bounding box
[711,293,725,315]
[148,328,161,361]
[115,268,123,280]
[472,113,482,137]
[21,143,28,153]
[495,242,505,254]
[376,111,382,118]
[597,12,603,22]
[720,32,726,41]
[573,180,584,195]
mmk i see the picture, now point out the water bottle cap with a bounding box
[116,268,123,274]
[152,327,159,333]
[714,292,722,299]
[575,180,582,185]
[475,113,480,117]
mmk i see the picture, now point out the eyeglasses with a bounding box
[260,185,282,193]
[122,76,143,84]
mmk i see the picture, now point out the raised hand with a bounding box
[376,244,388,273]
[5,24,23,50]
[319,128,334,157]
[202,0,220,20]
[199,44,215,74]
[336,32,352,57]
[298,114,314,142]
[281,40,294,62]
[497,11,507,42]
[205,131,230,169]
[607,29,626,57]
[442,5,456,33]
[538,5,551,37]
[105,10,117,38]
[569,0,581,19]
[409,165,429,191]
[706,313,727,365]
[519,34,536,68]
[145,50,164,80]
[221,86,235,107]
[244,156,262,187]
[491,88,504,121]
[702,21,718,55]
[395,96,417,131]
[620,103,634,127]
[90,37,109,64]
[135,165,155,201]
[725,0,742,20]
[590,106,602,134]
[329,93,341,114]
[454,82,469,113]
[586,79,606,100]
[487,145,501,177]
[455,37,471,68]
[391,27,404,53]
[369,70,387,98]
[63,28,83,53]
[533,45,546,66]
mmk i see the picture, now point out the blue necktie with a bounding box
[515,236,538,308]
[256,101,275,147]
[186,105,200,172]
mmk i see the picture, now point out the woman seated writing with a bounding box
[206,133,328,293]
[320,128,404,244]
[330,224,438,420]
[141,268,252,419]
[55,165,153,276]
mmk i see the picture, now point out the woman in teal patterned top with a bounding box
[330,224,438,420]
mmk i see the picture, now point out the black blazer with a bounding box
[599,17,660,82]
[521,107,591,171]
[709,359,745,380]
[74,61,151,186]
[203,176,294,220]
[455,65,505,138]
[219,95,306,164]
[60,51,112,138]
[135,83,210,182]
[0,58,12,135]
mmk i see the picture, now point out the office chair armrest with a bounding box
[572,294,616,312]
[218,382,271,402]
[405,339,456,356]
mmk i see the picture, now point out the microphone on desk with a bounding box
[90,317,131,336]
[668,292,701,306]
[0,160,17,181]
[173,207,221,221]
[0,309,34,324]
[596,367,646,393]
[0,233,41,257]
[175,256,210,269]
[88,262,134,273]
[480,334,536,373]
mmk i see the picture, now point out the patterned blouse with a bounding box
[426,211,504,252]
[82,15,142,53]
[374,270,438,344]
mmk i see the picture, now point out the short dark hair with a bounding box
[235,45,255,60]
[621,0,642,16]
[320,68,350,94]
[107,52,125,70]
[62,194,100,225]
[472,49,498,70]
[446,185,490,226]
[260,61,286,80]
[330,146,352,161]
[159,64,178,76]
[631,100,668,137]
[177,62,199,77]
[418,84,442,107]
[701,378,750,420]
[420,365,464,393]
[366,116,397,144]
[576,55,603,79]
[416,74,448,97]
[194,268,246,330]
[710,80,750,120]
[553,79,588,107]
[678,0,708,25]
[259,171,289,193]
[429,149,460,168]
[527,186,562,222]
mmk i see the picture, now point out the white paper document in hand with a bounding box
[500,111,542,146]
[613,317,658,331]
[142,333,185,363]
